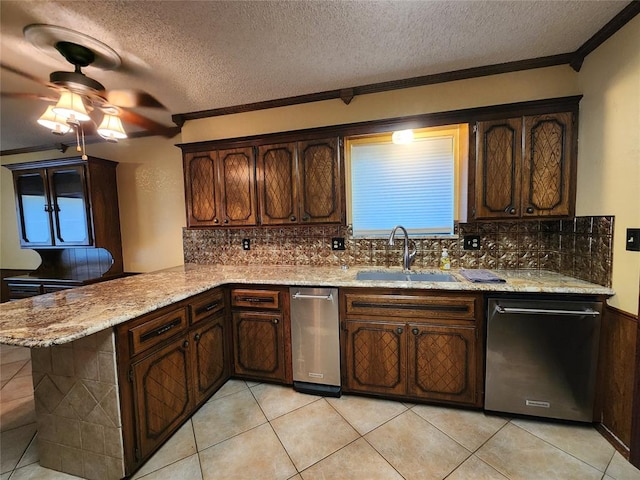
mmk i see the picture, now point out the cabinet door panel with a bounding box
[298,138,342,223]
[13,169,54,247]
[257,143,298,225]
[344,320,406,395]
[407,324,476,405]
[49,165,92,245]
[192,313,228,404]
[219,147,257,225]
[184,152,220,226]
[233,311,285,380]
[523,112,573,217]
[475,119,522,219]
[132,337,192,460]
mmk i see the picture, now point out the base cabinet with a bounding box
[230,287,291,383]
[117,288,229,474]
[341,289,483,407]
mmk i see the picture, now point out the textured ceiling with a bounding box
[0,0,631,152]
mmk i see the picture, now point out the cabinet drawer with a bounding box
[190,289,225,324]
[43,285,76,294]
[8,283,42,299]
[344,293,477,321]
[129,307,188,356]
[231,288,280,310]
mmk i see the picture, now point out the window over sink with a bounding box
[346,124,468,237]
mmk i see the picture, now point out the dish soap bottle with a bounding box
[440,248,451,270]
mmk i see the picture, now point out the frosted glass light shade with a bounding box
[52,91,90,123]
[37,105,71,134]
[97,114,127,141]
[392,129,414,144]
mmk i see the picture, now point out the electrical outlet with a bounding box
[242,238,251,250]
[331,237,346,250]
[463,235,481,250]
[626,228,640,251]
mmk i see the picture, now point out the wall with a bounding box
[576,15,640,315]
[1,135,185,273]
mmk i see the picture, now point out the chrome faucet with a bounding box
[388,225,417,271]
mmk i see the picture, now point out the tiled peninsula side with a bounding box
[30,329,124,479]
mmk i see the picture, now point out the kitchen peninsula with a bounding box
[0,264,614,478]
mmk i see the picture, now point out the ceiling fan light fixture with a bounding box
[52,90,91,123]
[97,114,127,141]
[37,105,71,135]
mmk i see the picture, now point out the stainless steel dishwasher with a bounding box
[485,297,602,422]
[290,287,341,396]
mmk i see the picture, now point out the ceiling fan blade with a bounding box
[1,62,54,89]
[118,109,178,138]
[105,89,166,109]
[0,91,57,102]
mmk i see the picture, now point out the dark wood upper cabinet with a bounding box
[256,143,298,225]
[256,138,343,226]
[183,147,256,227]
[298,138,342,224]
[6,157,121,251]
[182,136,343,228]
[472,111,576,220]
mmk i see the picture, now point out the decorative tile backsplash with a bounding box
[183,216,614,287]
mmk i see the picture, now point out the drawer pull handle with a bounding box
[352,302,469,313]
[140,318,182,343]
[196,302,219,314]
[238,296,272,304]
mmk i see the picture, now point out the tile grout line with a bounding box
[509,420,614,475]
[322,398,410,479]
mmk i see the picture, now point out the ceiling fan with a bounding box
[1,24,177,149]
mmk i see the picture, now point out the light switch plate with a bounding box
[626,228,640,251]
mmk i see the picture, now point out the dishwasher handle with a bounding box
[292,292,334,301]
[495,305,600,317]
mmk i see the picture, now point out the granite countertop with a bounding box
[0,264,614,348]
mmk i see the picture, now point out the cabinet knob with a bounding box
[194,333,201,342]
[396,327,403,334]
[526,207,534,214]
[224,218,229,224]
[508,207,516,215]
[273,318,279,324]
[44,204,51,212]
[290,216,296,222]
[302,215,310,222]
[412,328,419,335]
[214,218,219,224]
[183,340,189,349]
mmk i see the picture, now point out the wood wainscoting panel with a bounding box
[598,304,638,451]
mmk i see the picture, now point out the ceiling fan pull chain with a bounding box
[75,127,81,153]
[81,125,87,160]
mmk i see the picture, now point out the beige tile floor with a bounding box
[2,344,640,480]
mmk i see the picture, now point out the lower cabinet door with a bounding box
[232,311,285,381]
[407,324,477,405]
[131,336,192,460]
[191,313,228,404]
[344,320,406,396]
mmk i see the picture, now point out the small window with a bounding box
[346,125,467,237]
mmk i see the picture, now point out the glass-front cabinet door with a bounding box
[48,165,92,246]
[14,169,54,247]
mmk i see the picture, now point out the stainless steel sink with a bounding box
[355,270,458,282]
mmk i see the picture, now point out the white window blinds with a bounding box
[350,136,454,237]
